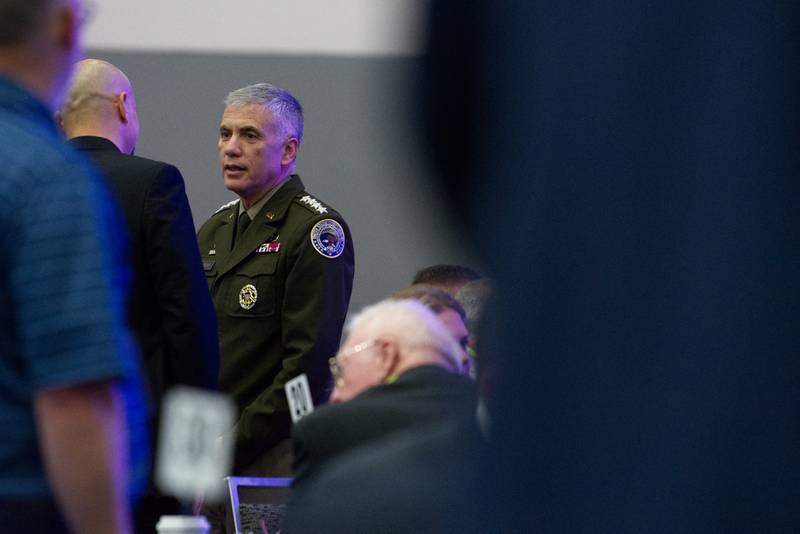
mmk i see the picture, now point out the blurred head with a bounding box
[59,59,140,154]
[411,264,481,295]
[391,285,470,374]
[329,299,463,403]
[218,83,303,207]
[455,278,493,374]
[0,0,89,109]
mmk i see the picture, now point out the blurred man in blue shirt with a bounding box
[0,0,147,532]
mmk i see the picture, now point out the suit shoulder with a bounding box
[112,152,176,174]
[297,398,360,435]
[96,152,184,190]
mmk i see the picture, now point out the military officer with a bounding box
[197,83,355,482]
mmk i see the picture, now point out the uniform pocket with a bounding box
[225,256,278,318]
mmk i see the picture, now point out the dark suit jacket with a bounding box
[70,136,219,409]
[291,365,477,493]
[285,416,489,534]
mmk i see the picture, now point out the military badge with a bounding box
[310,219,345,258]
[239,284,258,310]
[256,241,281,254]
[299,195,328,214]
[214,199,238,214]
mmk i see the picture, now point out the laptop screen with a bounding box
[227,477,293,534]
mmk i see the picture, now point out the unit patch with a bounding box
[310,219,345,258]
[239,284,258,310]
[299,195,328,215]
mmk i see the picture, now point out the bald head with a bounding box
[60,59,140,154]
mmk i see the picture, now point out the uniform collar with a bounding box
[246,174,305,225]
[68,135,121,153]
[238,180,282,220]
[215,175,306,278]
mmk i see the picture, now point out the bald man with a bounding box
[60,59,220,530]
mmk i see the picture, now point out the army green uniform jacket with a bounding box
[197,175,354,471]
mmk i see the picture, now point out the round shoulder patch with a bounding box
[310,219,346,259]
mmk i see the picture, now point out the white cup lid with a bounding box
[156,515,211,529]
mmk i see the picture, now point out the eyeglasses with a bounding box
[328,340,376,388]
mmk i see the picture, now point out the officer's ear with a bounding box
[281,137,299,166]
[374,337,400,383]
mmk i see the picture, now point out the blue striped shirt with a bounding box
[0,74,148,500]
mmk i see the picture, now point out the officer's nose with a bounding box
[223,136,242,157]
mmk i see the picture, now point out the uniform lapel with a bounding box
[215,176,304,279]
[216,205,237,258]
[217,220,278,278]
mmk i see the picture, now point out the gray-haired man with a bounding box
[197,83,354,485]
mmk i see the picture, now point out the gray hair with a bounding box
[224,82,304,143]
[346,299,463,373]
[0,0,51,46]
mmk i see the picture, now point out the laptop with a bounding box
[225,476,293,534]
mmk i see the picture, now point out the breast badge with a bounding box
[256,241,281,254]
[239,284,258,310]
[310,219,345,259]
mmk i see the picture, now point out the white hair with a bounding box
[345,299,463,372]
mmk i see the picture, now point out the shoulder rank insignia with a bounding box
[214,199,239,214]
[310,219,345,258]
[299,195,329,215]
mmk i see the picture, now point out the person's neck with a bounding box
[240,175,290,209]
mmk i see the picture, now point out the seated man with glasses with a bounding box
[290,299,477,499]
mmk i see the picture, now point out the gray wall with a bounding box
[88,49,482,313]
